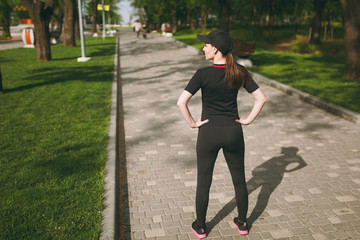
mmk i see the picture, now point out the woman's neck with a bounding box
[213,54,226,64]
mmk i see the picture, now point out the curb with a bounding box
[170,36,360,125]
[100,36,119,239]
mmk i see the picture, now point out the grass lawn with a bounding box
[0,37,115,239]
[173,28,360,113]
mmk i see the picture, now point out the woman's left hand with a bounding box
[235,118,251,125]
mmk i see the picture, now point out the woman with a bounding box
[177,30,266,238]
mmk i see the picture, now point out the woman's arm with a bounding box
[177,90,209,128]
[236,88,266,125]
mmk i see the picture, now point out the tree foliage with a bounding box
[131,0,358,79]
[130,0,324,31]
[84,0,122,27]
[0,0,22,38]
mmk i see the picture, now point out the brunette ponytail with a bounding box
[225,53,253,90]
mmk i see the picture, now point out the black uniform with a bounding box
[185,64,259,225]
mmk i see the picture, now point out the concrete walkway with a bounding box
[119,31,360,240]
[0,39,24,50]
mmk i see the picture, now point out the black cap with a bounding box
[197,29,233,55]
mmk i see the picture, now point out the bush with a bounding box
[288,41,344,56]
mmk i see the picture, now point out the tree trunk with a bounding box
[91,0,99,34]
[189,10,195,30]
[340,0,360,80]
[0,66,3,93]
[171,0,177,33]
[251,0,257,29]
[63,0,76,47]
[219,0,231,32]
[200,5,207,33]
[75,8,80,41]
[294,1,299,33]
[1,2,12,38]
[22,0,54,61]
[331,16,334,40]
[310,0,327,44]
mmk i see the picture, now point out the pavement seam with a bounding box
[171,36,360,125]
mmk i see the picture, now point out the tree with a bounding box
[0,0,13,38]
[310,0,327,44]
[164,0,178,33]
[291,0,313,33]
[340,0,360,80]
[200,4,208,33]
[87,0,121,33]
[218,0,231,32]
[91,0,99,34]
[184,0,198,30]
[52,2,64,34]
[63,0,76,46]
[0,65,3,93]
[21,0,56,61]
[131,0,167,30]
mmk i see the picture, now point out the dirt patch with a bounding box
[271,42,291,52]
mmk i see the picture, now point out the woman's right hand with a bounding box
[191,118,209,128]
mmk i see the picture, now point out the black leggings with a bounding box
[195,124,248,225]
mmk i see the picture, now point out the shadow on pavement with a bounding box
[206,146,307,234]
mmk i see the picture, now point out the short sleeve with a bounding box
[243,77,259,93]
[184,70,201,95]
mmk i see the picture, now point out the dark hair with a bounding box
[225,53,253,90]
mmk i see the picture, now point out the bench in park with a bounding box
[50,30,61,44]
[164,25,173,33]
[232,40,255,58]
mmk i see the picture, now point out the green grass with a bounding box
[0,37,115,239]
[173,28,360,113]
[250,49,360,113]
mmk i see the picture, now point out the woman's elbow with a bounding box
[177,100,185,109]
[262,96,267,104]
[256,95,267,105]
[176,100,182,107]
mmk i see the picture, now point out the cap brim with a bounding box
[197,34,210,43]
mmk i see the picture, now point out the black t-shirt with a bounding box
[185,64,259,126]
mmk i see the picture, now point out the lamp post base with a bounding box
[77,57,91,62]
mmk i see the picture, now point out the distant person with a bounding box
[142,25,148,39]
[132,20,143,39]
[177,29,266,238]
[161,23,166,34]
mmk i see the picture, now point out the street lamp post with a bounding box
[77,0,90,62]
[102,0,106,39]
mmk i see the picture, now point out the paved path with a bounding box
[0,39,24,50]
[119,31,360,240]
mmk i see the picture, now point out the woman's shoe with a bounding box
[233,217,249,235]
[191,220,206,239]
